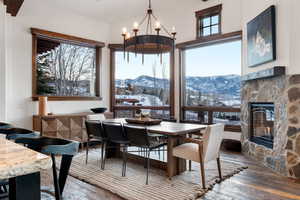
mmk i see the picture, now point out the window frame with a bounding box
[195,4,222,39]
[108,44,175,118]
[31,28,105,101]
[177,31,242,131]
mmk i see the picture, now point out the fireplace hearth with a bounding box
[250,103,274,149]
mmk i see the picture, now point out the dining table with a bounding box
[103,118,207,178]
[0,137,52,200]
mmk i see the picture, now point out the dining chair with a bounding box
[0,122,11,129]
[124,125,167,184]
[85,121,108,168]
[102,122,130,176]
[15,137,79,200]
[173,123,225,189]
[0,128,39,140]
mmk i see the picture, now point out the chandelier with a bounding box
[121,0,177,63]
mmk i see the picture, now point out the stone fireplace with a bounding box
[241,67,300,178]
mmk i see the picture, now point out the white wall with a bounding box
[3,0,298,128]
[109,0,242,120]
[241,0,293,75]
[289,0,300,72]
[110,0,242,43]
[0,3,6,121]
[3,0,111,128]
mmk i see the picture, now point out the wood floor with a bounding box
[43,149,300,200]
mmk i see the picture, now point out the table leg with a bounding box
[9,172,40,200]
[167,136,186,178]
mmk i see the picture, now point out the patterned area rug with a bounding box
[42,150,247,200]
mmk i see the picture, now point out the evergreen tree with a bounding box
[37,53,56,95]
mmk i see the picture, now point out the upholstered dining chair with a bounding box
[0,128,39,140]
[173,123,225,189]
[85,121,108,167]
[15,137,79,200]
[0,122,11,129]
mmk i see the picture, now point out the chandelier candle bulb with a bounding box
[155,21,161,29]
[126,32,131,39]
[122,27,127,35]
[133,22,139,30]
[171,26,176,34]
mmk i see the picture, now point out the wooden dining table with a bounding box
[0,138,52,200]
[103,118,207,178]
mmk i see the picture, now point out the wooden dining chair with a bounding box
[173,123,225,189]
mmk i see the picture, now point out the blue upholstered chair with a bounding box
[15,137,79,200]
[0,128,39,140]
[0,122,11,129]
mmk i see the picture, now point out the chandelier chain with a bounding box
[138,13,148,28]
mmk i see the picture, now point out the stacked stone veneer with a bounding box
[241,75,300,178]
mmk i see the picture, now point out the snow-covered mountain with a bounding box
[116,74,241,97]
[116,75,169,89]
[185,75,241,96]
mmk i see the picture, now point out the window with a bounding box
[196,4,222,38]
[110,45,174,119]
[179,32,242,129]
[31,28,105,101]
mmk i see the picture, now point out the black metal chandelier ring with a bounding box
[124,35,174,54]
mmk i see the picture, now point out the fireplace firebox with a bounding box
[250,103,274,149]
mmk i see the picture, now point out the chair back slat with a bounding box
[15,137,80,156]
[85,121,106,139]
[124,125,149,147]
[102,122,128,143]
[0,128,39,140]
[203,123,225,162]
[0,122,11,129]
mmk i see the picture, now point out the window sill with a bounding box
[31,96,103,101]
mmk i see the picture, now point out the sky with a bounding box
[115,40,241,80]
[115,52,170,79]
[185,40,241,77]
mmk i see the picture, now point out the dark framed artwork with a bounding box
[247,5,276,67]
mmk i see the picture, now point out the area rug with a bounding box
[55,150,247,200]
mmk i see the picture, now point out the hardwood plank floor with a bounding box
[42,149,300,200]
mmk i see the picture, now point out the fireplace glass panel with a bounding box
[250,103,274,149]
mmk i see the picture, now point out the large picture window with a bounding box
[32,28,105,101]
[110,45,174,119]
[179,32,242,130]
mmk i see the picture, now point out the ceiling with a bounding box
[49,0,203,24]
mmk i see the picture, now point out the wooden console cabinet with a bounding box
[33,112,113,143]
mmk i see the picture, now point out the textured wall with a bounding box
[241,75,300,178]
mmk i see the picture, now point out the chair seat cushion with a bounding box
[173,143,200,163]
